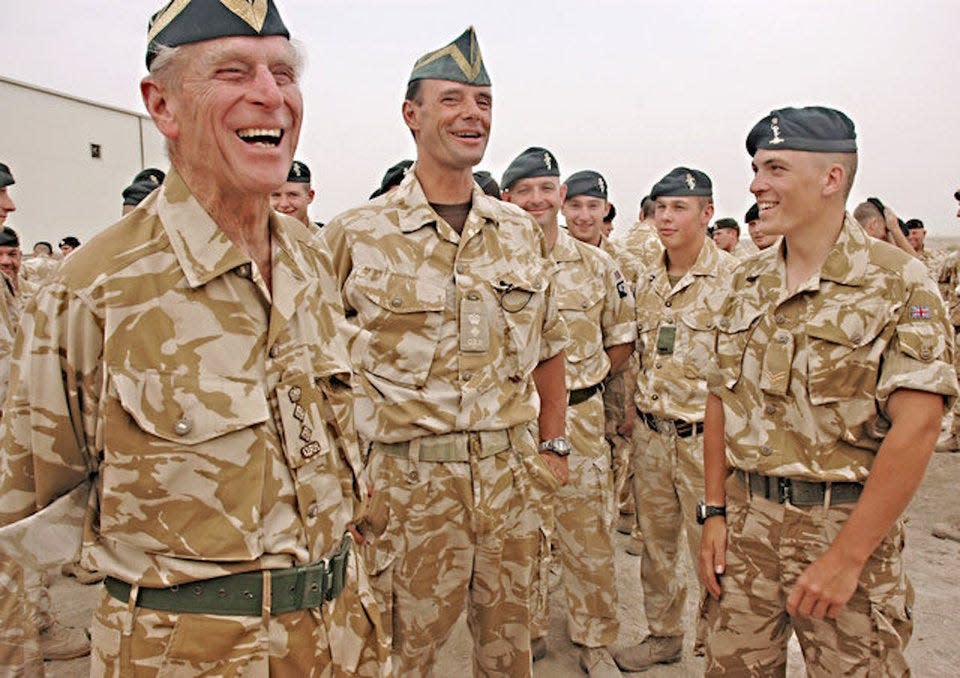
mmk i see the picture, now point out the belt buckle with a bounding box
[777,477,792,504]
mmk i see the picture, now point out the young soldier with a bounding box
[503,148,635,676]
[271,159,323,227]
[322,31,569,676]
[700,106,958,674]
[613,167,734,671]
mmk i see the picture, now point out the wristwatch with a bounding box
[696,501,726,525]
[539,436,572,457]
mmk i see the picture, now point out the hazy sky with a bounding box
[2,0,958,234]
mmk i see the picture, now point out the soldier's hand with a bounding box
[786,547,863,619]
[698,517,726,599]
[540,452,569,485]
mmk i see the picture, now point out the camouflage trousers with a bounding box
[533,392,620,647]
[632,416,704,637]
[89,546,390,677]
[362,425,555,677]
[0,554,42,676]
[603,364,637,516]
[703,473,913,676]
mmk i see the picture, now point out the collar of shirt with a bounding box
[390,169,499,241]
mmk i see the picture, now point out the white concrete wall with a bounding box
[0,76,167,249]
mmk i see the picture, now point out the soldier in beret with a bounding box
[369,159,413,199]
[502,147,634,676]
[745,202,777,251]
[322,29,568,676]
[711,217,752,259]
[602,203,616,238]
[271,159,323,228]
[57,236,80,256]
[904,217,945,281]
[473,170,501,198]
[122,167,166,215]
[0,3,389,674]
[614,167,734,672]
[700,106,958,674]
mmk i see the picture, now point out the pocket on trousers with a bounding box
[158,613,262,677]
[868,580,913,676]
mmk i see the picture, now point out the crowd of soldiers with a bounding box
[0,2,958,677]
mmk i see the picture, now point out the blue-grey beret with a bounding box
[744,203,759,223]
[564,170,608,200]
[746,106,856,157]
[287,161,311,184]
[0,227,19,248]
[122,168,165,206]
[650,167,712,200]
[146,0,290,68]
[370,160,413,200]
[501,147,560,191]
[473,171,500,197]
[0,163,14,189]
[409,27,490,87]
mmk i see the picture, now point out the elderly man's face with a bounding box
[0,245,21,281]
[151,36,303,197]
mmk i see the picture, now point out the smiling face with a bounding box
[144,35,303,199]
[504,176,566,229]
[403,79,492,172]
[712,227,739,253]
[655,196,712,252]
[562,195,607,245]
[0,244,21,282]
[747,218,777,249]
[270,181,314,225]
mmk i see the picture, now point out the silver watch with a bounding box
[539,436,571,456]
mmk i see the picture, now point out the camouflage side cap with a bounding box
[0,163,14,189]
[287,160,311,184]
[744,203,759,223]
[122,168,166,206]
[146,0,290,68]
[747,106,857,157]
[408,26,491,86]
[650,167,712,200]
[501,147,559,191]
[564,170,608,201]
[0,227,19,247]
[473,171,501,197]
[370,160,413,199]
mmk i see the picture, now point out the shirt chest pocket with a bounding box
[494,272,548,379]
[677,312,717,378]
[556,285,605,364]
[350,269,446,387]
[103,370,270,561]
[805,303,890,404]
[715,308,763,390]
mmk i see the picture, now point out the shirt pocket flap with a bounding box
[896,322,945,362]
[354,268,445,314]
[112,370,269,445]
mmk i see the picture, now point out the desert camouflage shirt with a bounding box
[551,229,635,391]
[710,215,959,482]
[0,276,18,408]
[599,233,641,288]
[938,250,960,327]
[620,220,663,276]
[918,247,947,284]
[0,170,364,586]
[635,237,734,422]
[322,171,568,444]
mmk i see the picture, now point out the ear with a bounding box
[141,77,179,141]
[307,188,316,204]
[822,163,845,198]
[501,189,512,203]
[701,202,715,226]
[402,99,420,136]
[559,183,568,203]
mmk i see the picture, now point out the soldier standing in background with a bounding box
[614,167,734,672]
[700,106,957,675]
[0,2,389,673]
[322,29,569,676]
[271,159,324,228]
[503,149,635,676]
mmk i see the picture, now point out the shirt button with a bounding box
[764,404,776,415]
[269,345,280,359]
[462,372,473,381]
[306,502,320,519]
[456,263,466,274]
[776,334,789,344]
[173,418,193,436]
[655,362,662,369]
[718,318,729,329]
[665,301,672,308]
[774,313,786,324]
[390,297,402,308]
[581,300,590,309]
[651,394,659,400]
[760,445,773,456]
[467,291,480,301]
[920,348,932,360]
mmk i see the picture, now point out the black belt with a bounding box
[640,410,704,438]
[735,469,863,507]
[569,382,604,406]
[105,538,350,616]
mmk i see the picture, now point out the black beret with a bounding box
[713,218,739,232]
[650,167,712,200]
[370,160,413,200]
[287,161,311,184]
[564,170,608,200]
[122,168,166,206]
[904,218,925,231]
[746,106,856,157]
[954,188,960,202]
[146,0,290,68]
[501,147,560,191]
[473,171,500,198]
[409,27,490,87]
[0,163,14,189]
[59,236,80,249]
[604,203,617,223]
[744,203,760,223]
[0,227,19,248]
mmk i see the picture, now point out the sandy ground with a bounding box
[44,450,960,677]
